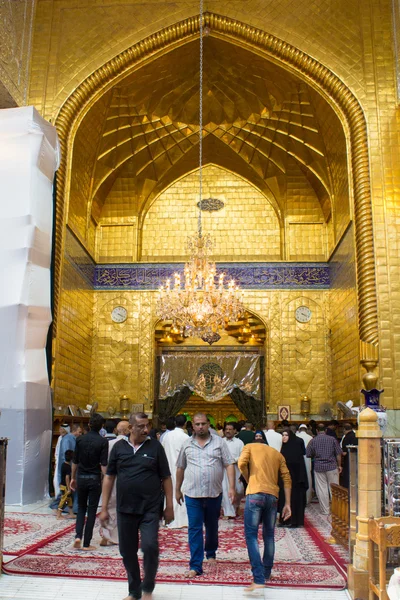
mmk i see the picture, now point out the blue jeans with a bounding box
[185,494,222,574]
[244,493,278,584]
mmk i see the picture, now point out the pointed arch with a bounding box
[54,12,378,349]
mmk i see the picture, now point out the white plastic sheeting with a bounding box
[0,107,59,505]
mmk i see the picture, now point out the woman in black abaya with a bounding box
[278,428,308,527]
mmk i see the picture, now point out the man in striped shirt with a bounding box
[306,422,342,514]
[176,412,236,578]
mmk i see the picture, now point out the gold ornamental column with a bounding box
[348,408,382,599]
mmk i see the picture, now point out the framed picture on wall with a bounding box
[278,405,291,421]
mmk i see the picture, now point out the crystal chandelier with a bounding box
[156,2,244,343]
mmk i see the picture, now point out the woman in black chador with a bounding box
[278,428,308,527]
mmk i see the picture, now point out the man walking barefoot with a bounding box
[71,413,108,550]
[238,440,292,592]
[176,412,236,578]
[100,412,173,600]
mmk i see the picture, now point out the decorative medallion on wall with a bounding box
[278,405,291,421]
[197,198,224,212]
[197,362,224,392]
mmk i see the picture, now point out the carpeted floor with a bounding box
[3,513,76,556]
[2,506,347,589]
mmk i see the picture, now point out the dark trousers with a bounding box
[75,475,102,547]
[185,494,222,574]
[117,510,159,599]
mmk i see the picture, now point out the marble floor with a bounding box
[2,501,351,600]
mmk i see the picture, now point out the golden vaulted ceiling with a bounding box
[69,35,350,255]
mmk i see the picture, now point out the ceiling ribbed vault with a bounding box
[69,35,349,245]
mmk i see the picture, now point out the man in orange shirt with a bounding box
[238,439,292,592]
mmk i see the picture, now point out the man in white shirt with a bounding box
[296,424,313,503]
[100,419,130,545]
[263,420,282,452]
[160,417,175,444]
[162,415,189,528]
[221,423,244,517]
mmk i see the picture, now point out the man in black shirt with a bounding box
[71,413,108,550]
[100,412,173,600]
[340,422,357,488]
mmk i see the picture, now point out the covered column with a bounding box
[0,107,59,504]
[348,407,382,599]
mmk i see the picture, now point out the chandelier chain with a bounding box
[155,0,245,342]
[198,0,203,238]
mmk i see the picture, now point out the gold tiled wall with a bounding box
[100,167,140,221]
[97,224,137,263]
[98,162,329,263]
[285,160,327,223]
[91,289,331,416]
[308,88,350,246]
[329,225,360,404]
[281,295,330,412]
[91,292,141,411]
[0,0,36,106]
[141,166,279,262]
[34,0,400,412]
[240,290,330,415]
[53,259,94,406]
[29,1,367,121]
[288,223,326,261]
[360,0,400,410]
[68,90,113,253]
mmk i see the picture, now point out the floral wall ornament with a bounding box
[197,198,225,212]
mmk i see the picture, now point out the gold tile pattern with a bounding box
[359,0,400,408]
[51,11,377,355]
[29,1,366,120]
[29,1,400,411]
[68,90,113,252]
[91,292,140,408]
[0,0,36,105]
[280,295,331,413]
[329,226,360,404]
[308,88,351,245]
[88,290,331,414]
[89,40,333,228]
[53,259,93,405]
[98,224,137,263]
[141,165,282,262]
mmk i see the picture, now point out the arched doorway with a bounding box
[51,13,378,421]
[54,12,377,345]
[155,312,266,425]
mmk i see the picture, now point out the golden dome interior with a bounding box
[68,35,350,260]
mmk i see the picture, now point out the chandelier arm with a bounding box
[198,0,203,239]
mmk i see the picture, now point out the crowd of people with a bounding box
[51,413,357,599]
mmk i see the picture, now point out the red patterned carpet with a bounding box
[3,507,347,589]
[3,513,76,556]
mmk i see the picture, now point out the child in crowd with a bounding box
[56,449,75,519]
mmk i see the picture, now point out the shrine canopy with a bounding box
[159,352,260,402]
